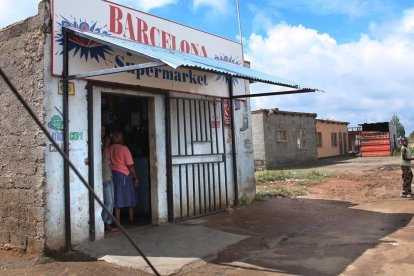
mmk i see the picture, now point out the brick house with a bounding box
[252,109,318,169]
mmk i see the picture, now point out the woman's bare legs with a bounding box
[128,207,134,222]
[115,208,121,224]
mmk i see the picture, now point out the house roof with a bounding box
[316,119,349,125]
[252,108,317,118]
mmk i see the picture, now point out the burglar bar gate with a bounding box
[168,96,231,221]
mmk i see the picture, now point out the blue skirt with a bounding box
[112,170,137,208]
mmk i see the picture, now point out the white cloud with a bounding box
[192,0,231,14]
[115,0,177,12]
[0,0,40,29]
[246,9,414,132]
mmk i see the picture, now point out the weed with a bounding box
[255,169,335,199]
[38,256,54,264]
[239,196,250,206]
[256,169,335,186]
[255,194,265,201]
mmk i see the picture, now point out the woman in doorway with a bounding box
[109,131,139,224]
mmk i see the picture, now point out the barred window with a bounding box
[317,132,322,147]
[275,129,287,142]
[297,129,307,150]
[331,133,338,147]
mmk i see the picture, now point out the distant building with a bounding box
[316,119,349,158]
[348,126,362,154]
[252,109,317,169]
[360,122,398,157]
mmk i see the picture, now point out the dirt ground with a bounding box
[1,156,414,275]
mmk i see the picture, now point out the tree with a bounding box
[391,115,405,137]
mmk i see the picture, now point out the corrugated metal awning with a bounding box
[64,26,309,90]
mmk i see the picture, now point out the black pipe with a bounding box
[176,99,183,219]
[231,88,316,99]
[183,100,190,217]
[87,83,95,241]
[220,99,229,207]
[165,93,174,222]
[189,100,196,216]
[62,27,71,251]
[0,67,160,276]
[228,77,239,206]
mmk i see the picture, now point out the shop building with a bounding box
[0,0,312,253]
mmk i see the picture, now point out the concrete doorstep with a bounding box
[74,223,248,275]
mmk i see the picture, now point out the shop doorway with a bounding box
[101,93,151,226]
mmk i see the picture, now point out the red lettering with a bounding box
[109,8,210,56]
[123,13,136,41]
[200,46,208,57]
[161,30,171,49]
[137,18,149,44]
[171,35,177,50]
[190,43,199,56]
[150,27,160,46]
[180,40,191,53]
[109,5,123,34]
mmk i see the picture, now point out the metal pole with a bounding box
[228,77,239,206]
[0,67,160,276]
[235,0,245,60]
[165,93,174,222]
[87,83,95,241]
[62,27,72,252]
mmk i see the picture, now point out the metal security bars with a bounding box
[168,96,230,221]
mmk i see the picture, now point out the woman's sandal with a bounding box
[105,225,119,233]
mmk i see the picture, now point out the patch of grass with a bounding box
[255,169,335,186]
[257,186,308,198]
[255,194,265,201]
[37,256,54,264]
[255,169,336,199]
[239,196,250,206]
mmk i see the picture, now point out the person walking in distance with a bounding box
[400,137,414,198]
[109,131,139,224]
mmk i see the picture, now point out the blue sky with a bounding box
[1,0,414,134]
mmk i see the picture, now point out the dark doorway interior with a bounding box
[101,93,151,227]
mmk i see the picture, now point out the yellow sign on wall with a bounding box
[58,81,75,95]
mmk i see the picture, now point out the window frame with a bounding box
[317,132,322,147]
[331,132,338,147]
[275,129,288,143]
[297,128,307,150]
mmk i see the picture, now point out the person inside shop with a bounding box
[109,131,139,224]
[400,137,414,198]
[101,127,118,233]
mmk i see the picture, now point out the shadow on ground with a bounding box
[202,197,412,276]
[72,196,413,275]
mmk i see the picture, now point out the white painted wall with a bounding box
[232,81,256,203]
[44,35,91,249]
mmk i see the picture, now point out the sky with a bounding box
[1,0,414,134]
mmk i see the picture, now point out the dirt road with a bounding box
[1,156,413,275]
[189,156,414,275]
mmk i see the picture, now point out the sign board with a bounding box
[51,0,246,97]
[58,80,75,95]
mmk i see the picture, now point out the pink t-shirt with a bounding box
[109,144,134,175]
